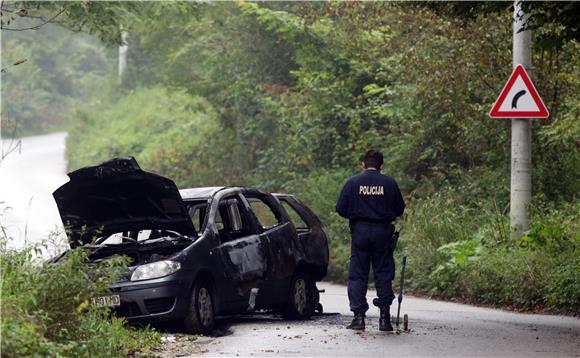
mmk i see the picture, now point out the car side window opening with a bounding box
[215,208,225,231]
[215,196,254,243]
[247,197,282,230]
[187,201,208,234]
[280,200,310,231]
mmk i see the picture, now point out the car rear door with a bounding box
[243,190,297,304]
[275,194,329,280]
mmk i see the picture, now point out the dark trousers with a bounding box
[348,222,395,314]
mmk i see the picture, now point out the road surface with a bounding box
[156,282,578,357]
[1,133,578,357]
[0,132,68,251]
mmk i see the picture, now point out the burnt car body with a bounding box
[53,157,329,333]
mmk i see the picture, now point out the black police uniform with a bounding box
[336,169,405,314]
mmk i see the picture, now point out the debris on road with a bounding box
[150,334,212,358]
[160,336,177,343]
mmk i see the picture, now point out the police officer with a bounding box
[336,149,405,331]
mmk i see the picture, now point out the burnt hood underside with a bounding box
[53,157,196,247]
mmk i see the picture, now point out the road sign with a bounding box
[489,64,549,118]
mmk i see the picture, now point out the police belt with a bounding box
[350,219,393,228]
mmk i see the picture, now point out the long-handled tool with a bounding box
[395,255,407,330]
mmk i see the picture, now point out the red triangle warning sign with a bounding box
[489,64,549,119]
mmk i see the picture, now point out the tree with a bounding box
[1,1,144,44]
[418,1,580,51]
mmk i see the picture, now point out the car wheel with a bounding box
[184,280,215,335]
[282,273,316,320]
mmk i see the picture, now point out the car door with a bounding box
[243,191,297,303]
[275,194,329,280]
[213,193,268,303]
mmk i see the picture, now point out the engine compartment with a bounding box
[87,239,190,265]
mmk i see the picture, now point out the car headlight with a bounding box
[131,260,181,281]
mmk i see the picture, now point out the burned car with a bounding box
[52,157,329,334]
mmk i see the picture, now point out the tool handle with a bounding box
[397,256,407,304]
[396,256,407,327]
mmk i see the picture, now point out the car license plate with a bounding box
[92,294,121,308]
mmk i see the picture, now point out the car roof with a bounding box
[179,186,226,200]
[179,187,295,201]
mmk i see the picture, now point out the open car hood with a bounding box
[53,157,196,247]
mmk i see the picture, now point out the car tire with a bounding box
[184,279,215,335]
[282,273,316,320]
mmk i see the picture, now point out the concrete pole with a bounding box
[118,30,128,86]
[510,0,532,240]
[0,95,3,160]
[0,35,3,160]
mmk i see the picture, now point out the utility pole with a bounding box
[510,0,532,239]
[0,96,3,160]
[118,29,128,86]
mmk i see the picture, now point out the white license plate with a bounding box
[92,294,121,308]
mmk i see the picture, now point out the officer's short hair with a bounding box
[362,150,383,169]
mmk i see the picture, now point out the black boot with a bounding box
[346,312,365,330]
[379,307,393,332]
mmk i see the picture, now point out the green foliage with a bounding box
[1,22,113,135]
[517,222,566,249]
[66,86,234,187]
[519,202,580,250]
[462,247,551,308]
[546,250,580,310]
[417,2,580,51]
[429,239,483,296]
[0,239,160,357]
[1,1,150,44]
[398,191,494,292]
[461,243,579,311]
[404,199,579,311]
[1,2,200,136]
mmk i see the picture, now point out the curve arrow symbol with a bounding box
[511,90,527,109]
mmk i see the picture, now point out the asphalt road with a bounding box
[1,133,578,357]
[178,282,578,358]
[0,132,68,251]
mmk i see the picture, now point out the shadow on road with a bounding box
[143,311,345,337]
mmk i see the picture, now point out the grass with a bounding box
[0,236,161,357]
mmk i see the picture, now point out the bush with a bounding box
[461,247,552,308]
[0,239,160,357]
[546,250,580,311]
[460,243,579,312]
[398,191,488,291]
[428,239,483,297]
[398,196,579,312]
